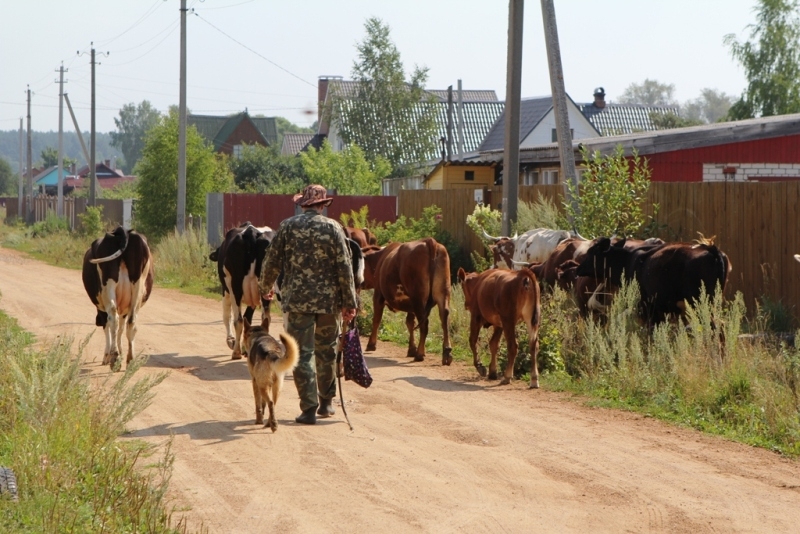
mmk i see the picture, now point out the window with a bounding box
[551,128,574,143]
[542,169,559,184]
[232,144,243,159]
[523,169,538,186]
[464,170,475,181]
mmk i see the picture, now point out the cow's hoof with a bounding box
[488,370,498,380]
[267,419,277,433]
[413,354,425,362]
[442,349,453,366]
[255,417,263,425]
[226,337,236,350]
[102,354,110,366]
[231,352,243,360]
[499,377,511,385]
[529,379,540,389]
[366,343,376,352]
[476,365,487,377]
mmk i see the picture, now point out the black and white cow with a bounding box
[82,226,154,370]
[210,223,275,360]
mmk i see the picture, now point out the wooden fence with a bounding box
[398,183,800,317]
[1,196,128,232]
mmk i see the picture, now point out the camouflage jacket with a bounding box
[259,210,357,314]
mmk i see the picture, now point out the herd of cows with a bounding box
[80,221,738,390]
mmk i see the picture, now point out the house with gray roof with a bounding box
[280,133,314,156]
[188,111,277,156]
[578,88,679,136]
[317,76,504,165]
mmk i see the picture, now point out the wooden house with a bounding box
[188,111,277,156]
[423,159,497,190]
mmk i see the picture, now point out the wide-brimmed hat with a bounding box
[293,184,333,207]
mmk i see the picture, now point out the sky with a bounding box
[0,0,761,134]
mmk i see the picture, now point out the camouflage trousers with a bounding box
[285,312,341,412]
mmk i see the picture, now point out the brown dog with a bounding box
[242,317,299,432]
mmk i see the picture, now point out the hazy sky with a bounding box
[1,0,760,134]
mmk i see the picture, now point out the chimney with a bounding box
[317,76,339,136]
[104,159,111,167]
[70,162,76,175]
[111,156,116,171]
[593,87,606,108]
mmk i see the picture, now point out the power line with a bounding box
[104,22,179,67]
[201,0,255,9]
[193,11,316,89]
[112,19,180,55]
[96,0,165,47]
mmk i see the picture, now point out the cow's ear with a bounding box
[613,238,626,249]
[457,267,466,282]
[593,237,611,253]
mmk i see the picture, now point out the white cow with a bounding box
[481,227,573,270]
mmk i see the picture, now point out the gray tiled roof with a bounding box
[327,79,498,102]
[281,133,314,156]
[478,97,554,152]
[578,103,679,135]
[188,112,278,151]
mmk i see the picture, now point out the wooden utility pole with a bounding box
[64,93,91,166]
[177,0,188,234]
[456,79,465,157]
[17,118,23,217]
[502,0,524,236]
[541,0,579,221]
[79,43,107,207]
[56,63,67,216]
[26,86,32,223]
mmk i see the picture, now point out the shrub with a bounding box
[30,214,69,238]
[78,205,105,237]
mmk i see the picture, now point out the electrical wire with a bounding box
[96,0,164,48]
[112,19,179,55]
[192,11,316,89]
[104,22,179,68]
[200,0,255,9]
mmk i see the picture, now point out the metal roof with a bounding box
[188,112,278,151]
[326,79,498,102]
[480,112,800,163]
[578,102,679,135]
[478,97,554,152]
[281,133,314,156]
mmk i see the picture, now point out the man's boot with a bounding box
[295,407,317,425]
[317,397,335,418]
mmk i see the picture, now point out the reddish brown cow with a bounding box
[457,267,542,388]
[345,227,378,249]
[362,238,453,364]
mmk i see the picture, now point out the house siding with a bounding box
[520,107,597,147]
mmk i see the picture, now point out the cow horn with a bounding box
[511,259,529,267]
[480,226,502,243]
[512,231,518,240]
[573,229,589,241]
[89,249,123,264]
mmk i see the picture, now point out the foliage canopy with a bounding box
[111,100,162,174]
[135,109,233,239]
[229,144,308,194]
[299,139,390,195]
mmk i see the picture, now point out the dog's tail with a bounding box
[275,333,299,375]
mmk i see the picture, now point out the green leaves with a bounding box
[299,139,389,195]
[566,146,653,239]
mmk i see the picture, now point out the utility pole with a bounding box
[501,0,524,236]
[64,93,91,166]
[456,79,465,157]
[56,63,68,216]
[26,86,33,223]
[79,43,108,207]
[177,0,188,234]
[541,0,579,222]
[17,118,23,217]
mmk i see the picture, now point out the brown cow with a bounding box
[457,267,542,388]
[555,259,617,318]
[345,227,378,249]
[362,238,453,365]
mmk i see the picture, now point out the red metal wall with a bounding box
[222,193,397,233]
[646,133,800,182]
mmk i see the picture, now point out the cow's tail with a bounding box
[89,226,129,264]
[713,246,730,294]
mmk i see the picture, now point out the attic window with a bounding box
[465,170,475,181]
[551,129,574,142]
[233,144,243,159]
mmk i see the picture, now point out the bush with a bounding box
[30,214,69,238]
[77,205,104,237]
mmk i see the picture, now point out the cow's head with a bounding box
[347,238,365,289]
[360,245,386,291]
[555,259,580,290]
[490,238,515,269]
[575,237,627,283]
[456,267,478,308]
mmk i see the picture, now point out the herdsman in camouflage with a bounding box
[259,184,358,425]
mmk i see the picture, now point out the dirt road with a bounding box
[1,246,799,533]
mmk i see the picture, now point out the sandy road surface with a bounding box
[1,246,799,533]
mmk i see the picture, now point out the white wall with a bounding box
[520,106,598,148]
[703,163,800,181]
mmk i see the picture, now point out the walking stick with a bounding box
[336,316,354,431]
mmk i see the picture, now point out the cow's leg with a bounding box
[241,306,257,357]
[102,280,121,369]
[499,322,518,385]
[102,322,114,366]
[231,304,244,359]
[366,294,386,352]
[469,317,486,377]
[222,291,235,350]
[252,377,263,425]
[438,300,452,366]
[487,326,504,380]
[115,314,126,366]
[125,314,137,365]
[260,296,272,333]
[406,312,420,359]
[527,320,541,389]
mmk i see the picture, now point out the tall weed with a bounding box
[153,225,218,295]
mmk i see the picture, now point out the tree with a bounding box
[565,146,654,238]
[111,100,162,173]
[649,111,703,129]
[38,146,76,169]
[618,79,677,106]
[725,0,800,119]
[135,109,233,239]
[229,144,307,194]
[329,17,438,172]
[0,157,15,195]
[681,88,737,123]
[299,139,390,195]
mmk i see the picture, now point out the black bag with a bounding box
[342,327,372,388]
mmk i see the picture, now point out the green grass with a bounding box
[0,308,200,532]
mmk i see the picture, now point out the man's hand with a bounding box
[341,307,357,323]
[262,289,274,301]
